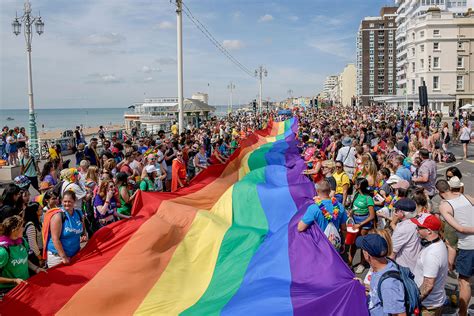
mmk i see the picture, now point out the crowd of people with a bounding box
[0,106,473,315]
[0,112,269,298]
[295,106,473,316]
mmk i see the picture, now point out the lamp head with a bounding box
[12,17,21,36]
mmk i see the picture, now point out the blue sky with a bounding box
[1,0,395,109]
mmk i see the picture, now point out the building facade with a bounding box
[356,7,398,107]
[339,64,357,107]
[320,75,339,103]
[379,5,474,115]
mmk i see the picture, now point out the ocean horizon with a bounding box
[0,105,238,132]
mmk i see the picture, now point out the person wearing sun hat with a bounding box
[355,234,406,316]
[336,136,356,179]
[410,213,448,314]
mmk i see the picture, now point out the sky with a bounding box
[0,0,396,109]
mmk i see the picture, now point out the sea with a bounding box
[0,105,232,132]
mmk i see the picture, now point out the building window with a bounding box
[420,31,425,38]
[370,23,374,27]
[433,42,439,50]
[412,62,415,72]
[433,76,439,90]
[457,57,464,68]
[456,76,464,90]
[457,42,463,49]
[420,59,424,69]
[433,29,440,36]
[412,80,416,94]
[412,47,416,56]
[420,44,425,52]
[433,57,439,68]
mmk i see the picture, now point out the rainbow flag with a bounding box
[1,119,367,315]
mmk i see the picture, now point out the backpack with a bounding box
[53,181,73,200]
[323,222,342,250]
[315,199,342,250]
[377,259,422,316]
[442,152,456,163]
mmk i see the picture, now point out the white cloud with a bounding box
[222,40,244,50]
[143,77,154,82]
[86,73,123,84]
[141,66,161,73]
[312,15,344,27]
[289,15,299,21]
[155,57,177,65]
[155,21,174,30]
[81,32,125,46]
[259,14,274,22]
[307,35,354,60]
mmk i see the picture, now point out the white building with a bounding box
[339,64,357,107]
[191,92,209,104]
[320,75,339,102]
[379,6,474,115]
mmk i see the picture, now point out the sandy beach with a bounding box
[38,123,125,140]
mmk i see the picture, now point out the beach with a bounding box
[38,123,125,140]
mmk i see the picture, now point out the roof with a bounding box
[168,99,216,113]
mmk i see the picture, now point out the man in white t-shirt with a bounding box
[389,199,422,273]
[411,213,448,315]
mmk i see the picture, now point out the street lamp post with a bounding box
[175,0,184,134]
[12,0,44,159]
[227,82,235,114]
[255,66,267,113]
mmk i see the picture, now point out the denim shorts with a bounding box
[353,214,374,230]
[456,249,474,278]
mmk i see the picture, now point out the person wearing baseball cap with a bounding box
[355,234,406,315]
[410,213,448,314]
[390,199,422,273]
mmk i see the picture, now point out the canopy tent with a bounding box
[459,103,473,110]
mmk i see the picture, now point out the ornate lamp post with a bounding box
[12,0,44,158]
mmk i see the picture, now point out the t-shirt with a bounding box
[301,199,347,232]
[396,166,412,182]
[0,240,30,289]
[352,194,374,216]
[333,171,350,195]
[417,159,437,196]
[413,240,448,308]
[368,261,406,316]
[20,156,37,177]
[47,209,83,258]
[391,220,422,273]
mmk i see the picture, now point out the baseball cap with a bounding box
[145,165,157,174]
[447,176,464,189]
[393,199,416,212]
[392,179,410,190]
[411,213,441,231]
[355,234,388,258]
[386,175,402,184]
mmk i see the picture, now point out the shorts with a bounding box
[461,139,470,144]
[456,249,474,278]
[47,251,63,269]
[353,214,374,230]
[166,165,172,181]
